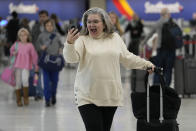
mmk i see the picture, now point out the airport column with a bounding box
[89,0,106,10]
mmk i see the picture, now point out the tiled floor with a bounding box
[0,65,196,131]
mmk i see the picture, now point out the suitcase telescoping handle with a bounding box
[146,67,165,86]
[146,67,164,123]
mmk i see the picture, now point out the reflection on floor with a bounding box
[0,65,196,131]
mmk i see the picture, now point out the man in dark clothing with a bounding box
[125,13,143,55]
[142,8,174,86]
[5,11,20,56]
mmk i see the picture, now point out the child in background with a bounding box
[10,28,39,107]
[36,19,63,107]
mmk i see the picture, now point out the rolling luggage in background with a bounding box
[174,58,184,95]
[131,68,181,131]
[183,59,196,94]
[174,34,196,97]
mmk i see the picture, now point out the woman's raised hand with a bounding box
[67,28,80,44]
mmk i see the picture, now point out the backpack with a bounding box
[161,18,183,50]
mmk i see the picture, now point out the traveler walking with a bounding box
[32,10,49,51]
[10,28,39,107]
[36,19,63,107]
[125,13,143,55]
[142,8,177,86]
[63,7,155,131]
[5,11,20,56]
[31,10,49,100]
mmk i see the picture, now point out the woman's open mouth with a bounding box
[90,28,97,34]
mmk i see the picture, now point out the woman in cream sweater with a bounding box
[63,7,154,131]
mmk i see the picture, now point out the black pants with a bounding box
[78,104,117,131]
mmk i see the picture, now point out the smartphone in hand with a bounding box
[68,24,81,34]
[67,24,80,44]
[69,25,77,30]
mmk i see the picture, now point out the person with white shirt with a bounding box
[63,7,155,131]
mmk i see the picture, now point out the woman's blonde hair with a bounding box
[17,28,31,42]
[108,11,124,36]
[80,7,114,38]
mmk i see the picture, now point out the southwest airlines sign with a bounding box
[9,3,39,14]
[107,0,195,20]
[145,1,183,14]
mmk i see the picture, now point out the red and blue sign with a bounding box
[107,0,196,20]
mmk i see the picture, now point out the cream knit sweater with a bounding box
[63,32,153,107]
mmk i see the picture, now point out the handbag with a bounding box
[1,42,18,87]
[38,51,64,72]
[1,67,16,86]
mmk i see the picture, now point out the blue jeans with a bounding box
[42,69,59,102]
[36,69,43,97]
[152,49,175,86]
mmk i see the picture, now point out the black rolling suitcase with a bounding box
[131,68,181,131]
[137,119,179,131]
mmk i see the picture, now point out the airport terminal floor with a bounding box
[0,64,196,131]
